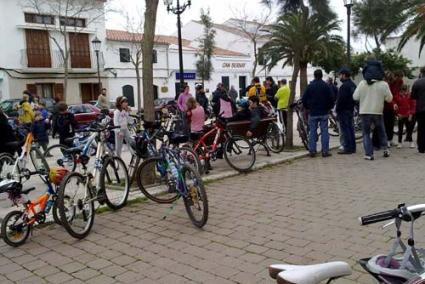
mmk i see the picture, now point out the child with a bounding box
[394,84,416,148]
[18,94,34,125]
[113,96,132,157]
[37,102,50,120]
[186,97,205,134]
[52,102,77,147]
[32,111,50,153]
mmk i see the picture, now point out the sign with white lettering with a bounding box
[222,63,246,69]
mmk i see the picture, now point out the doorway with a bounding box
[80,83,100,103]
[239,76,247,98]
[221,76,230,91]
[122,85,135,107]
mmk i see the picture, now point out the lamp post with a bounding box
[343,0,354,65]
[164,0,191,99]
[91,36,102,89]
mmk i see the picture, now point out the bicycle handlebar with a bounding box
[359,204,425,225]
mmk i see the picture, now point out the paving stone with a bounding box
[5,269,34,282]
[44,272,74,284]
[72,268,100,281]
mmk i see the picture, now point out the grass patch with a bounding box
[96,196,149,214]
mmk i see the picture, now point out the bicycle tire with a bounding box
[1,210,31,247]
[58,172,95,239]
[136,157,179,204]
[44,144,76,172]
[0,153,19,182]
[265,122,285,153]
[224,135,256,173]
[297,120,309,150]
[99,156,130,210]
[182,165,208,228]
[179,146,202,175]
[52,198,62,225]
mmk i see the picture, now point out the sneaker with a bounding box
[383,150,390,158]
[322,152,332,158]
[364,155,374,161]
[388,142,391,148]
[309,152,317,158]
[338,146,344,150]
[397,144,402,149]
[391,141,398,147]
[410,142,416,149]
[337,150,352,155]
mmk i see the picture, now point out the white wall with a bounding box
[386,37,425,69]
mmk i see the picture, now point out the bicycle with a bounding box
[290,100,309,151]
[0,167,69,247]
[136,139,208,228]
[269,203,425,284]
[56,117,130,239]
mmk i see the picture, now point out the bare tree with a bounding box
[142,0,159,122]
[21,0,108,99]
[230,6,271,78]
[119,8,144,110]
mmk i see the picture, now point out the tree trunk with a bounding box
[299,63,308,95]
[252,40,257,78]
[286,62,300,148]
[135,63,142,111]
[142,0,159,122]
[63,27,69,101]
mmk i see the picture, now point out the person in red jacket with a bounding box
[394,84,416,148]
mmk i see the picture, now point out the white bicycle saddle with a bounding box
[269,261,352,284]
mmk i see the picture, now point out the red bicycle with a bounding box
[191,118,256,173]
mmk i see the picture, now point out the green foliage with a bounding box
[311,40,346,74]
[195,9,216,83]
[398,0,425,56]
[353,0,410,50]
[262,0,336,20]
[351,49,414,78]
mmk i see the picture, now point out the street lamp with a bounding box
[91,36,102,89]
[164,0,191,99]
[343,0,354,65]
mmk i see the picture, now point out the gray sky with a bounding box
[106,0,365,50]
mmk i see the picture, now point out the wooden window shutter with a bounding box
[69,33,91,68]
[54,83,64,101]
[25,29,51,68]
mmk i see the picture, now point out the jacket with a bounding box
[336,79,356,113]
[301,79,335,116]
[411,78,425,114]
[52,112,77,138]
[18,101,34,124]
[32,120,49,143]
[196,92,209,111]
[362,60,385,84]
[177,92,193,112]
[353,80,393,115]
[275,85,290,110]
[249,106,267,131]
[266,83,278,107]
[248,83,267,102]
[212,92,236,117]
[394,93,416,117]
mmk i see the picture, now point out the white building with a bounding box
[386,36,425,70]
[0,0,107,104]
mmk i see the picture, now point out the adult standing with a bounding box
[97,88,109,110]
[228,85,238,104]
[336,68,357,154]
[353,73,393,160]
[177,85,193,112]
[274,79,290,128]
[195,84,209,112]
[386,72,403,146]
[302,69,335,158]
[265,76,278,108]
[248,77,267,103]
[411,67,425,153]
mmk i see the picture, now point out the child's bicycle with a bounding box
[0,167,69,247]
[269,203,425,284]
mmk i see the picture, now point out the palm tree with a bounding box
[398,0,425,56]
[261,10,343,147]
[262,0,336,20]
[352,0,409,51]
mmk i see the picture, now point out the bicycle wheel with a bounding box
[328,117,339,137]
[44,144,76,172]
[297,120,309,150]
[1,210,31,247]
[0,153,18,181]
[224,136,256,172]
[179,146,202,175]
[99,156,130,210]
[265,122,285,153]
[30,147,49,173]
[58,172,94,239]
[182,165,208,228]
[136,157,179,204]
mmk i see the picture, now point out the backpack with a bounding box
[219,98,233,118]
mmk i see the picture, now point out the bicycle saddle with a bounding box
[5,140,24,149]
[269,262,352,284]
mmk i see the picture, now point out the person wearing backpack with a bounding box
[248,77,266,102]
[212,84,236,118]
[52,102,77,147]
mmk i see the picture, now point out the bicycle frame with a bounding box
[193,121,226,161]
[11,132,34,177]
[24,183,55,225]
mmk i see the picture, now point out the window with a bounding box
[60,17,86,28]
[119,48,130,62]
[258,48,267,66]
[25,13,55,25]
[69,33,91,68]
[153,49,158,64]
[25,29,52,68]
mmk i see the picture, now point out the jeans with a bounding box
[337,110,356,153]
[277,109,288,129]
[308,114,329,154]
[361,114,388,157]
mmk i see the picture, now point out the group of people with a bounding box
[302,58,421,161]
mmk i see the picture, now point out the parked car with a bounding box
[0,97,55,117]
[68,104,113,126]
[88,100,116,110]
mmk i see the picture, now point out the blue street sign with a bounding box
[176,72,196,80]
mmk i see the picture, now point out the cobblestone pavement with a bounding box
[1,146,425,283]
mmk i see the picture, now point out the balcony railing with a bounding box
[20,49,104,69]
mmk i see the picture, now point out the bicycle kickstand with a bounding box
[162,199,179,220]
